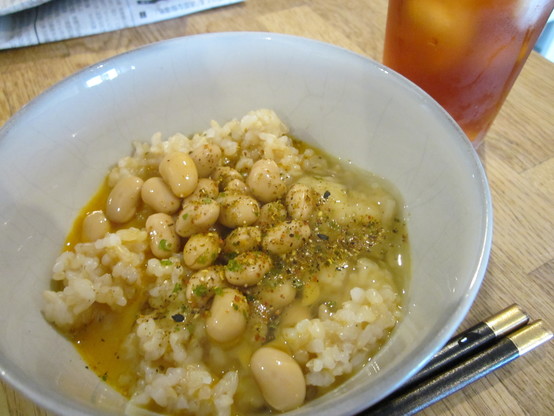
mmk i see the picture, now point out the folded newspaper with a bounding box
[0,0,243,50]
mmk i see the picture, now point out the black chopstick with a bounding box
[361,320,552,415]
[404,304,529,388]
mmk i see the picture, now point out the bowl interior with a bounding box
[0,32,491,416]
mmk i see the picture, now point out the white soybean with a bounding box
[285,184,316,221]
[82,210,110,242]
[250,347,306,412]
[256,201,287,229]
[190,143,222,177]
[279,302,311,329]
[141,177,181,214]
[212,166,243,190]
[183,232,222,270]
[223,226,262,254]
[186,266,224,308]
[145,213,180,258]
[225,251,272,287]
[258,280,296,310]
[105,175,144,223]
[234,376,266,410]
[185,178,219,201]
[176,198,220,237]
[262,220,311,255]
[246,159,287,203]
[159,152,198,198]
[206,288,248,343]
[218,194,260,228]
[224,178,249,194]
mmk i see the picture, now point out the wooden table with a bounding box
[1,1,553,415]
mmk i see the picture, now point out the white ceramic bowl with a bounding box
[0,32,492,416]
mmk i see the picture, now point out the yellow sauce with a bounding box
[72,300,142,396]
[63,179,110,252]
[62,178,152,394]
[63,178,154,252]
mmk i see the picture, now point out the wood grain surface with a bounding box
[1,0,553,415]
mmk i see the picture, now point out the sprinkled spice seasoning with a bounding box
[171,313,185,322]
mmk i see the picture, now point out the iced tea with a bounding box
[384,0,554,147]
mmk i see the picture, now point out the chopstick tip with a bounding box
[509,320,553,356]
[485,304,529,337]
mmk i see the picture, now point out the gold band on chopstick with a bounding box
[509,320,553,356]
[485,304,529,337]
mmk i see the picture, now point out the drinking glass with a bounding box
[383,0,554,148]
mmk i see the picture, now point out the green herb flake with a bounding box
[197,250,217,265]
[159,239,172,251]
[182,213,189,221]
[160,259,173,266]
[226,258,243,272]
[172,283,183,294]
[101,372,108,381]
[214,287,224,296]
[192,284,209,298]
[291,278,304,289]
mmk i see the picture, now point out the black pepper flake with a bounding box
[323,190,331,199]
[171,313,185,322]
[317,233,329,240]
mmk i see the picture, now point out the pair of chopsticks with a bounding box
[361,304,553,415]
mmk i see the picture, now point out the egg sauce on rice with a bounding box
[42,109,409,416]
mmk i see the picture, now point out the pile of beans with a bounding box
[80,143,327,411]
